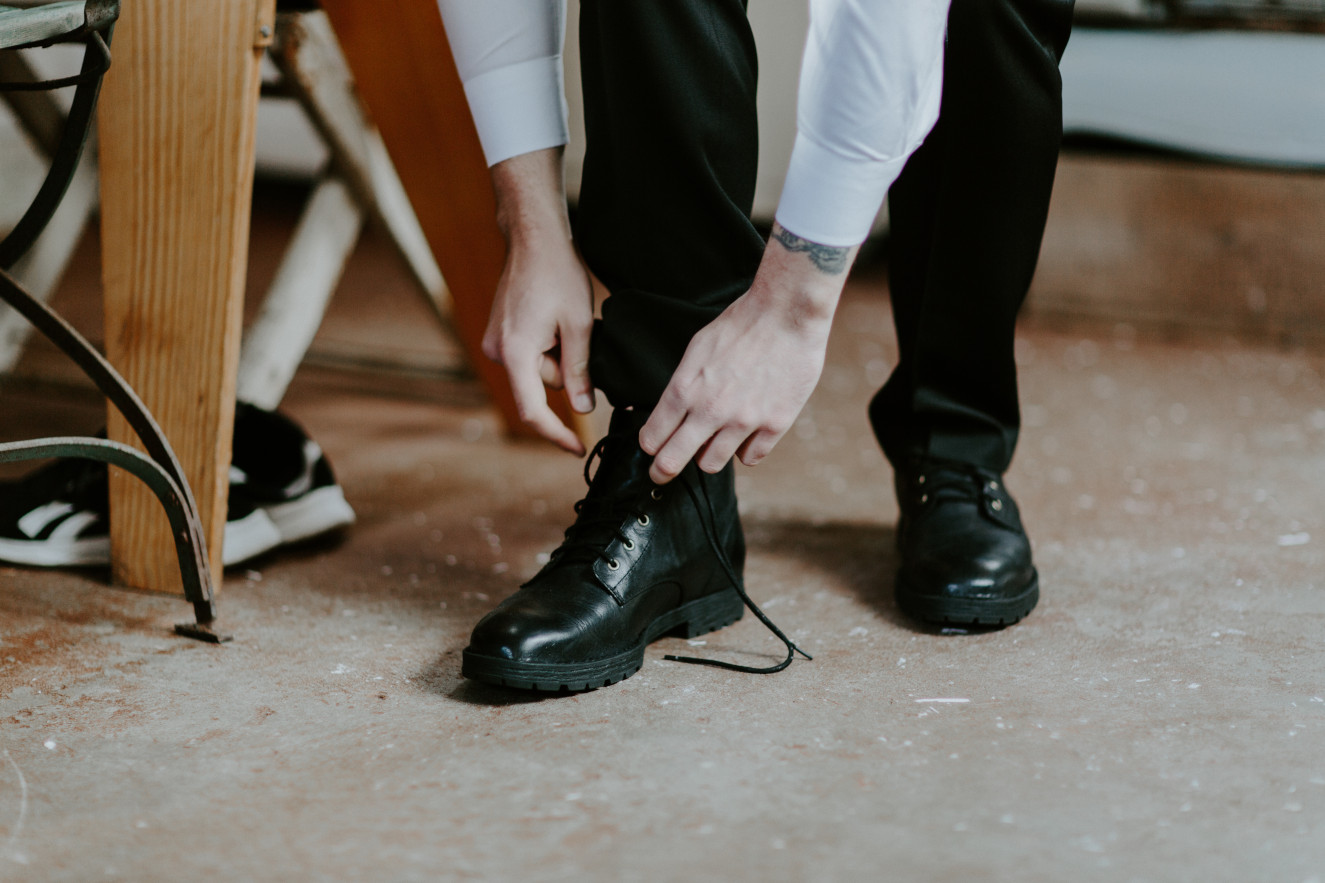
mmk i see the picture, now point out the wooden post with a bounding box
[319,0,581,442]
[98,0,275,592]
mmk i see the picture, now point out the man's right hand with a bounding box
[484,148,595,456]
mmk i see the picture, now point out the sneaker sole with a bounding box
[461,588,746,692]
[224,485,355,566]
[0,509,285,569]
[895,571,1040,627]
[262,485,356,544]
[223,509,284,567]
[0,535,109,567]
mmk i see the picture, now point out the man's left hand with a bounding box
[639,223,859,484]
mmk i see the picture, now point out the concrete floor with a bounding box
[4,195,1325,882]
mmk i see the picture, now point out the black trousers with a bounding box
[576,0,1075,475]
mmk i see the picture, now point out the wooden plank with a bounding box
[235,174,363,410]
[98,0,275,593]
[319,0,582,442]
[270,11,446,311]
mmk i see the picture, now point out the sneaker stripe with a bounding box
[46,509,101,542]
[17,501,77,539]
[280,440,322,499]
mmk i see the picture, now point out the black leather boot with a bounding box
[462,409,807,692]
[893,458,1038,626]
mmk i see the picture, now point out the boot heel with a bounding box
[674,588,744,639]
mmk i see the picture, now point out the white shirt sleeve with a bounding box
[775,0,952,247]
[437,0,570,167]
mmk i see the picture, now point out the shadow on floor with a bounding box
[748,517,1016,639]
[747,517,901,624]
[423,515,1006,706]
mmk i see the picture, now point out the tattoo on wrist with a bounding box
[772,226,850,275]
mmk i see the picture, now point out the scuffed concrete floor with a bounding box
[4,242,1325,880]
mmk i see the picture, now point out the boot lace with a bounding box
[663,476,812,675]
[909,460,1000,511]
[543,435,652,570]
[544,430,812,675]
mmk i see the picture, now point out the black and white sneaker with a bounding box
[229,402,356,548]
[0,452,113,567]
[0,456,283,567]
[0,403,354,568]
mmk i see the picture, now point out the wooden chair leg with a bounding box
[235,173,363,410]
[98,0,275,592]
[270,11,446,316]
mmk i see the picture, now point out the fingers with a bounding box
[638,391,682,458]
[639,389,689,484]
[736,427,781,467]
[643,366,754,482]
[644,393,788,482]
[539,354,563,389]
[558,314,596,414]
[484,315,591,455]
[645,412,721,485]
[507,351,585,456]
[696,426,749,474]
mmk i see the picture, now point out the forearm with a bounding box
[639,222,859,483]
[490,147,574,248]
[744,223,861,330]
[482,147,596,441]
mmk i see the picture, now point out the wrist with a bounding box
[496,193,571,246]
[490,148,573,246]
[747,223,858,328]
[744,275,838,333]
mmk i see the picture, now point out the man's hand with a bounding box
[484,148,595,455]
[639,224,859,484]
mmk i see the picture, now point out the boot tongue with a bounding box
[551,409,656,566]
[582,408,654,505]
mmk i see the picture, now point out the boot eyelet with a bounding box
[650,488,663,501]
[988,480,999,491]
[920,494,928,504]
[990,499,1004,511]
[622,538,635,551]
[607,558,620,570]
[638,514,650,526]
[917,474,926,485]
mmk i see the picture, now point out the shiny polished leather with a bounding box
[462,408,745,691]
[893,458,1038,626]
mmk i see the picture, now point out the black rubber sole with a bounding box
[461,588,746,692]
[895,572,1040,627]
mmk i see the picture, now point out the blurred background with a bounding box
[4,1,1325,362]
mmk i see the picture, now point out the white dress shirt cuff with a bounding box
[774,132,907,248]
[462,56,570,167]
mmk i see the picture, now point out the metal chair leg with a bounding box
[2,1,226,641]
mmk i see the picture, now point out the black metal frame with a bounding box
[0,0,228,642]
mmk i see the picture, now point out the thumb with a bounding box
[560,322,595,414]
